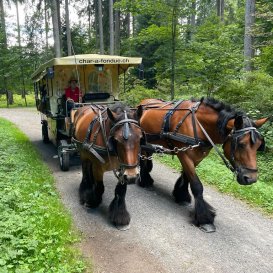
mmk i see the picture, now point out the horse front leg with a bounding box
[137,152,154,188]
[79,158,104,208]
[178,154,216,232]
[172,171,192,205]
[188,174,216,232]
[109,180,130,229]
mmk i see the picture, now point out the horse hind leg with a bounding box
[137,154,154,188]
[109,182,130,228]
[79,160,104,208]
[172,171,192,205]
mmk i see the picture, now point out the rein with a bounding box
[196,119,235,172]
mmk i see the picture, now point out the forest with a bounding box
[0,0,272,145]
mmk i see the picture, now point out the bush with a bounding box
[119,85,168,106]
[215,71,273,116]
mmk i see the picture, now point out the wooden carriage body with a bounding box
[31,54,142,170]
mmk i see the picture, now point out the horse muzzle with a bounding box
[236,167,258,185]
[123,167,140,184]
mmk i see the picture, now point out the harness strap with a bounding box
[161,132,210,147]
[191,102,201,143]
[161,100,184,134]
[85,116,98,142]
[196,119,235,172]
[72,137,106,164]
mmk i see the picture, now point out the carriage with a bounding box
[32,54,268,231]
[32,54,142,171]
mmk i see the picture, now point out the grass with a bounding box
[156,149,273,215]
[0,94,36,108]
[0,118,87,273]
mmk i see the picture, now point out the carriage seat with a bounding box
[82,92,111,102]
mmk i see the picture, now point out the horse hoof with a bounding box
[115,224,131,231]
[199,224,216,233]
[180,201,191,207]
[145,186,154,192]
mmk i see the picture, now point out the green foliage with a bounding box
[176,16,243,95]
[155,149,273,214]
[119,85,168,106]
[215,71,273,115]
[0,94,36,108]
[0,119,86,273]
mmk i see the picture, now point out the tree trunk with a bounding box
[125,13,130,37]
[44,0,49,51]
[0,0,7,48]
[98,0,104,54]
[56,0,63,55]
[217,0,225,21]
[109,0,114,55]
[15,0,27,105]
[244,0,255,71]
[65,0,72,56]
[88,0,92,45]
[0,0,7,100]
[51,0,61,57]
[114,5,120,55]
[171,1,178,100]
[187,0,196,42]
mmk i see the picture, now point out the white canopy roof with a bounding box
[31,54,142,82]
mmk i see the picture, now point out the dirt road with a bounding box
[1,107,273,273]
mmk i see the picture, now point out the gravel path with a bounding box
[1,107,273,273]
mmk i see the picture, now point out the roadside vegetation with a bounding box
[0,118,87,273]
[156,149,273,215]
[0,94,36,108]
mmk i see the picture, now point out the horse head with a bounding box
[107,104,143,184]
[223,115,268,185]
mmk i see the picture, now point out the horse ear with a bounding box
[107,108,116,122]
[134,105,143,120]
[226,119,234,130]
[254,117,269,128]
[234,115,244,129]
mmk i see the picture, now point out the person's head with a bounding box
[70,79,77,89]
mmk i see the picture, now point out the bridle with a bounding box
[197,118,262,175]
[222,125,262,174]
[108,110,143,170]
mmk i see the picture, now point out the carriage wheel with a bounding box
[58,140,70,171]
[59,151,70,171]
[42,122,49,144]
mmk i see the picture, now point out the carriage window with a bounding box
[88,69,112,93]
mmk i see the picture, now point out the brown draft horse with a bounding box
[73,102,143,228]
[138,97,268,232]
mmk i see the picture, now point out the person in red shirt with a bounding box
[64,79,82,116]
[65,79,81,102]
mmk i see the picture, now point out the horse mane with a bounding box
[200,97,244,137]
[109,102,131,115]
[109,101,131,115]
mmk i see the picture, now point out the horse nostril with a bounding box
[243,175,257,185]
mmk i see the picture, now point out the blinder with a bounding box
[257,137,266,152]
[224,124,265,174]
[249,129,266,152]
[107,136,116,153]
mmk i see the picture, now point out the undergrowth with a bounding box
[155,149,273,214]
[0,118,86,273]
